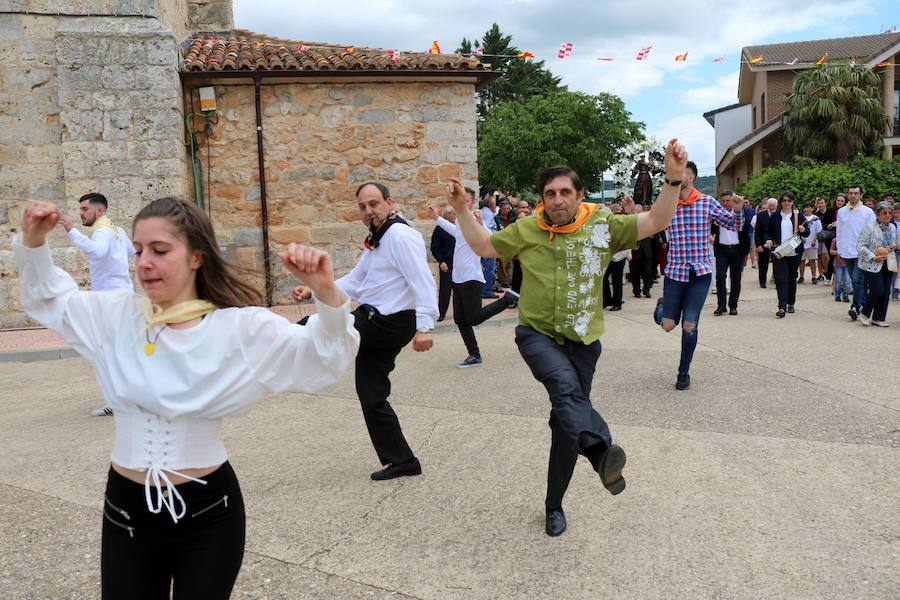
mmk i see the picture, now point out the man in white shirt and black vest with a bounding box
[59,192,135,417]
[294,182,438,480]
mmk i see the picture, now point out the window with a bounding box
[761,93,767,123]
[752,106,757,130]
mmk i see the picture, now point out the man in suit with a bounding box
[431,206,456,321]
[711,190,750,315]
[754,198,777,288]
[765,191,810,318]
[630,205,659,299]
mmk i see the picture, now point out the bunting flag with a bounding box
[635,46,652,60]
[344,47,356,54]
[786,57,799,65]
[596,57,615,61]
[517,51,535,58]
[296,45,308,53]
[876,60,891,67]
[388,49,401,64]
[675,51,688,62]
[558,42,573,59]
[475,46,484,56]
[749,55,763,64]
[816,51,828,65]
[712,56,725,62]
[428,40,441,54]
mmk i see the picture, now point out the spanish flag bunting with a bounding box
[712,56,725,62]
[749,55,763,64]
[344,47,356,54]
[428,40,441,54]
[517,51,535,58]
[675,51,688,62]
[816,51,828,65]
[296,45,309,53]
[876,60,891,67]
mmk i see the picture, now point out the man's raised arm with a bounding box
[445,179,499,259]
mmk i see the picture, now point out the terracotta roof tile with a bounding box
[181,33,493,76]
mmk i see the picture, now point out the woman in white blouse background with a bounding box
[16,197,359,599]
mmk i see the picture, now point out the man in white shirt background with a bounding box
[59,192,135,417]
[480,193,500,298]
[836,184,876,320]
[293,182,437,481]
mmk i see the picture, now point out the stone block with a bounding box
[82,38,117,65]
[19,40,56,69]
[232,227,263,247]
[379,164,408,182]
[102,65,135,90]
[416,165,438,184]
[103,110,132,140]
[144,37,174,66]
[348,165,374,183]
[269,225,310,245]
[17,116,61,146]
[142,158,184,178]
[29,180,65,201]
[0,15,22,42]
[351,92,373,107]
[118,40,144,65]
[135,65,179,90]
[309,223,350,244]
[438,163,462,182]
[58,65,102,91]
[412,106,452,122]
[0,203,7,225]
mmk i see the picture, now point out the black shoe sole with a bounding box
[675,380,690,390]
[371,461,422,481]
[545,513,567,537]
[599,445,626,495]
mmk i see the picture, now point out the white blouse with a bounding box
[14,235,360,521]
[436,216,491,284]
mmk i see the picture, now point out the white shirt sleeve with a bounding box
[13,235,128,361]
[390,231,439,330]
[335,252,368,301]
[237,299,359,396]
[436,216,458,235]
[68,227,112,260]
[750,215,757,229]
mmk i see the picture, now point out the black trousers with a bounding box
[452,280,510,357]
[715,245,743,310]
[772,254,801,309]
[101,462,245,600]
[758,248,771,286]
[514,326,609,511]
[353,305,418,466]
[862,263,892,321]
[630,255,654,295]
[511,260,523,293]
[437,266,453,320]
[602,260,625,307]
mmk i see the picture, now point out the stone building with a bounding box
[0,0,494,326]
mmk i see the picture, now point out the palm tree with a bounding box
[782,64,890,162]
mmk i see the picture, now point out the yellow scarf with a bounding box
[535,201,599,240]
[140,297,217,356]
[90,215,121,240]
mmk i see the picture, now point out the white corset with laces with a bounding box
[111,411,228,522]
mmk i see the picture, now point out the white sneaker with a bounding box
[858,314,871,326]
[91,406,113,416]
[872,320,890,327]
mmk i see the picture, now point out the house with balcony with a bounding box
[706,32,900,194]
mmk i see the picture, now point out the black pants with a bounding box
[602,260,625,307]
[862,263,892,321]
[101,462,245,600]
[630,255,654,296]
[511,260,523,293]
[772,254,801,309]
[353,305,418,466]
[758,248,771,286]
[452,280,510,358]
[715,245,743,310]
[514,326,609,511]
[437,266,453,320]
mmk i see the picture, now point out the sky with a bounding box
[232,0,898,177]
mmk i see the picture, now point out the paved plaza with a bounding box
[0,281,898,599]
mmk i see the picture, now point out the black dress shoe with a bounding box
[786,305,795,314]
[643,291,651,298]
[729,308,738,316]
[545,509,567,536]
[609,305,622,311]
[675,373,690,390]
[371,458,422,481]
[760,284,767,288]
[598,444,626,495]
[437,316,445,322]
[634,292,642,298]
[713,307,727,316]
[776,309,786,318]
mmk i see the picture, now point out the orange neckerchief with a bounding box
[677,188,702,207]
[535,202,599,240]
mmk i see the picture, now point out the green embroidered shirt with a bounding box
[491,209,638,345]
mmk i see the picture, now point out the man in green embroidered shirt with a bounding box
[445,138,689,537]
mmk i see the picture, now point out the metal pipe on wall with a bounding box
[254,76,274,306]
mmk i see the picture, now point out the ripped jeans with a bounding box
[654,269,712,375]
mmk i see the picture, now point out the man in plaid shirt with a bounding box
[653,161,744,390]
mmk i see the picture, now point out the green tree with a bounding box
[477,91,643,192]
[782,65,890,162]
[735,156,900,205]
[457,23,563,119]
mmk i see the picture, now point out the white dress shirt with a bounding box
[436,216,491,284]
[780,211,795,255]
[718,213,740,245]
[68,226,135,291]
[336,223,438,331]
[836,204,876,259]
[481,207,498,232]
[14,234,359,521]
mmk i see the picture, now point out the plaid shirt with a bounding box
[665,194,743,282]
